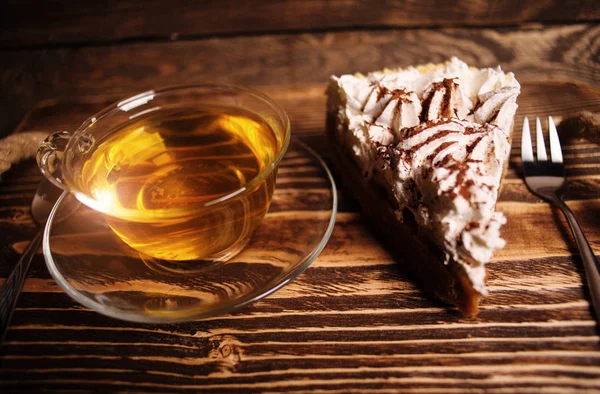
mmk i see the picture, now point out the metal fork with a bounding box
[521,116,600,322]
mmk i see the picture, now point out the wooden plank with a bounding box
[3,24,599,96]
[1,0,599,48]
[1,24,599,138]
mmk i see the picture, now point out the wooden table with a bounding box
[1,1,600,392]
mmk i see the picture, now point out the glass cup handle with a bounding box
[36,131,73,190]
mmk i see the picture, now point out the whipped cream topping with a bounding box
[328,57,520,294]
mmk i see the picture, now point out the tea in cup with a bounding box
[37,85,290,261]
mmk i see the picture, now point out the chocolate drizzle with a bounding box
[488,107,501,123]
[360,84,379,111]
[372,86,414,119]
[389,88,412,103]
[404,118,458,138]
[420,78,460,122]
[376,85,388,101]
[409,128,455,155]
[429,141,455,166]
[436,153,453,168]
[445,162,477,200]
[466,136,484,154]
[372,119,502,208]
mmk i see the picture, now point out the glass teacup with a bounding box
[37,85,290,262]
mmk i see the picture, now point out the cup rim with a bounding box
[66,84,291,221]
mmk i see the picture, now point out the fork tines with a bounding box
[521,116,563,164]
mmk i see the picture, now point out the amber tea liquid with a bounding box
[75,107,279,261]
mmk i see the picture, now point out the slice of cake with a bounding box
[326,57,520,316]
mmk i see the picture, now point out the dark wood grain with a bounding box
[4,24,600,95]
[1,9,600,391]
[1,23,599,138]
[1,0,599,48]
[1,23,599,139]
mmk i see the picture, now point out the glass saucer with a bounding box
[42,140,337,323]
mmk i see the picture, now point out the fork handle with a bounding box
[0,228,43,343]
[554,198,600,320]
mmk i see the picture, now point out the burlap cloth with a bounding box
[558,111,600,145]
[0,131,49,179]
